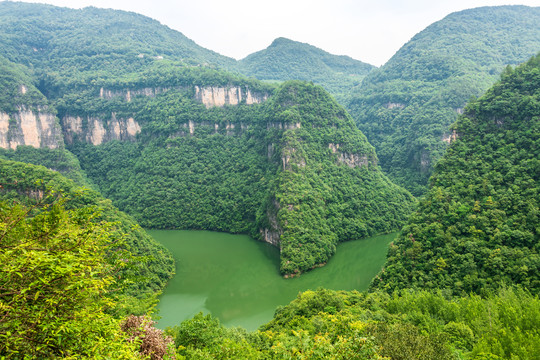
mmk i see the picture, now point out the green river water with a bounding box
[150,230,396,331]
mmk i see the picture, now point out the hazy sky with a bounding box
[9,0,540,66]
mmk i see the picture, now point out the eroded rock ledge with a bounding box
[62,114,141,145]
[328,143,375,168]
[0,108,62,149]
[99,85,269,108]
[194,86,268,108]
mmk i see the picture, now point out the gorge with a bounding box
[0,2,539,359]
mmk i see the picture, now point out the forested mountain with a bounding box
[238,37,375,100]
[0,1,235,72]
[0,159,175,314]
[2,2,539,358]
[0,2,414,276]
[162,55,540,360]
[374,54,540,295]
[68,79,415,276]
[347,5,540,196]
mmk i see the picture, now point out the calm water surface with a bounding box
[150,230,395,331]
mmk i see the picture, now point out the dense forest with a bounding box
[1,2,539,359]
[69,80,415,276]
[347,6,540,196]
[238,37,375,102]
[0,159,175,314]
[374,54,540,295]
[163,288,539,359]
[0,2,416,275]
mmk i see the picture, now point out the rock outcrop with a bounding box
[99,87,170,102]
[62,114,141,145]
[260,199,282,246]
[99,85,268,108]
[328,143,374,168]
[194,86,268,108]
[0,108,63,149]
[442,130,458,144]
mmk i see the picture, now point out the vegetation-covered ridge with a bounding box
[164,287,540,359]
[238,37,375,101]
[374,54,540,295]
[0,1,236,73]
[71,80,415,276]
[347,5,540,196]
[267,81,415,275]
[0,158,175,314]
[0,1,411,276]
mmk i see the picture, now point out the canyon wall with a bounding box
[194,86,268,108]
[62,114,141,145]
[0,108,63,149]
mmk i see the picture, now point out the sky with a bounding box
[9,0,540,66]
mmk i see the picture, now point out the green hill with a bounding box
[69,79,415,276]
[0,2,413,276]
[0,1,236,73]
[374,54,540,295]
[0,158,175,314]
[347,5,540,196]
[238,37,375,101]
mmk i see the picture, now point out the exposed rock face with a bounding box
[328,143,372,168]
[0,109,63,149]
[281,146,306,170]
[260,199,281,246]
[194,86,268,108]
[442,130,458,144]
[267,122,301,130]
[99,87,169,102]
[385,102,406,110]
[62,114,141,145]
[100,85,268,108]
[419,151,431,171]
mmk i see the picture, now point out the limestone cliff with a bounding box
[194,86,268,108]
[99,87,170,102]
[0,108,63,149]
[260,199,282,246]
[62,114,141,145]
[98,85,268,108]
[328,143,376,168]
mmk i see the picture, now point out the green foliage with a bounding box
[0,159,175,314]
[71,81,415,276]
[375,54,540,295]
[347,6,540,195]
[166,310,387,359]
[0,56,49,112]
[166,288,539,359]
[0,1,414,276]
[261,288,540,360]
[0,146,95,188]
[0,197,139,358]
[0,1,236,74]
[266,82,415,275]
[238,37,375,101]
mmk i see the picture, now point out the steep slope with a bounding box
[0,56,62,149]
[266,82,415,275]
[68,78,415,276]
[374,54,540,295]
[0,2,414,276]
[0,158,175,314]
[238,37,375,101]
[348,5,540,196]
[0,1,235,73]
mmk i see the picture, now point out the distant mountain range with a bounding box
[346,5,540,195]
[238,37,375,100]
